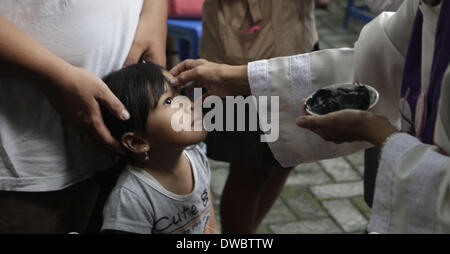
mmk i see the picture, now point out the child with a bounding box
[100,63,217,234]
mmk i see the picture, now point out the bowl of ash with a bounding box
[304,83,379,116]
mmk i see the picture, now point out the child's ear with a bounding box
[121,132,150,154]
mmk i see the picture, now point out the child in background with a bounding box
[100,63,217,234]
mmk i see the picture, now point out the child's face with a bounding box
[144,78,207,149]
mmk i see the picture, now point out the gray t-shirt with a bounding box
[101,145,214,234]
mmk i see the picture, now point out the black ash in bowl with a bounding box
[306,85,371,115]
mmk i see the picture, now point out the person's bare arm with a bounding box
[170,59,250,97]
[0,14,129,154]
[0,14,72,88]
[124,0,168,67]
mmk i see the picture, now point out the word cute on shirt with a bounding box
[153,188,211,234]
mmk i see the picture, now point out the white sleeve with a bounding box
[249,49,369,167]
[368,134,450,233]
[248,0,417,167]
[369,62,450,234]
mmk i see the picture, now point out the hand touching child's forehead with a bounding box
[162,70,178,86]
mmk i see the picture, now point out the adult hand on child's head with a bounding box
[296,108,397,148]
[123,14,167,68]
[169,59,250,97]
[42,66,129,155]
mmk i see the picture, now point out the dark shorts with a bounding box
[0,178,99,234]
[204,97,281,168]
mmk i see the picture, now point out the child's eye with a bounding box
[164,97,173,105]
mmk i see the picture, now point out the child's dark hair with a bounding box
[102,62,168,140]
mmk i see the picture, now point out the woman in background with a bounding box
[0,0,167,233]
[199,0,319,233]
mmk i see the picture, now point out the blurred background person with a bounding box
[199,0,319,233]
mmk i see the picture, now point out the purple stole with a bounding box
[400,0,450,144]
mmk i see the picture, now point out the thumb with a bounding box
[97,87,130,121]
[177,69,200,86]
[143,50,167,68]
[123,44,144,67]
[296,115,326,129]
[301,99,308,115]
[169,59,196,77]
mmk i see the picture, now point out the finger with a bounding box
[79,128,99,148]
[175,69,202,87]
[307,128,335,143]
[84,130,119,157]
[301,99,308,115]
[169,59,195,77]
[123,44,144,67]
[96,86,130,121]
[316,129,335,141]
[161,70,178,86]
[296,115,328,129]
[314,129,348,144]
[89,115,126,155]
[76,118,117,154]
[143,50,167,68]
[170,59,204,78]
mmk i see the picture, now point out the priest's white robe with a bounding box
[248,0,450,233]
